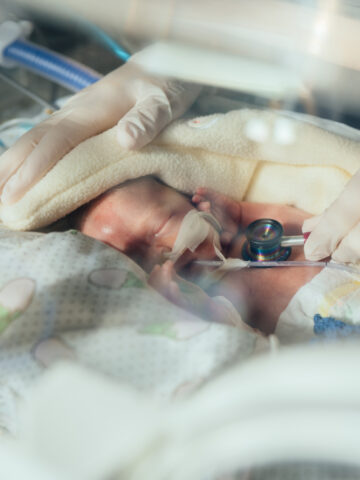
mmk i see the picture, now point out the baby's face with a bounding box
[76,177,216,270]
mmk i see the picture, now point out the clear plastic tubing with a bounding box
[3,39,102,91]
[196,259,360,275]
[248,260,360,274]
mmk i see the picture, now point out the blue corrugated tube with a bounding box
[3,38,102,91]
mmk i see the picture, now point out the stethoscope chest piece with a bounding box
[242,218,291,261]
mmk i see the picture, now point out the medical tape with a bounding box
[165,209,222,263]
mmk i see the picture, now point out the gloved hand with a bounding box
[303,170,360,263]
[0,51,201,205]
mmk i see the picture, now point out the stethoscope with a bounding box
[242,218,310,261]
[194,217,359,274]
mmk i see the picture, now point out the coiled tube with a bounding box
[3,39,102,91]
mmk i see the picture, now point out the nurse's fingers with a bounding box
[1,120,90,205]
[117,92,173,150]
[304,173,360,261]
[0,125,49,194]
[116,80,201,150]
[302,214,321,234]
[332,223,360,264]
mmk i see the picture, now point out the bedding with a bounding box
[1,108,360,230]
[0,226,269,434]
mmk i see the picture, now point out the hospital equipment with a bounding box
[195,258,360,275]
[0,21,101,91]
[13,0,360,117]
[242,218,310,261]
[0,69,57,111]
[195,217,360,275]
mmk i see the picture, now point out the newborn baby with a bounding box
[74,176,321,333]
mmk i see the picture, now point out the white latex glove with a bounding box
[0,51,201,205]
[303,169,360,263]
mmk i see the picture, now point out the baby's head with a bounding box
[74,176,218,270]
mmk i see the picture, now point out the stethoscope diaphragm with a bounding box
[242,218,300,261]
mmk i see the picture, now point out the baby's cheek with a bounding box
[78,216,101,241]
[80,213,132,252]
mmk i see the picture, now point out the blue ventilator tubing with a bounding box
[3,39,102,91]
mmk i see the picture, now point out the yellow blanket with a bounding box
[1,109,359,230]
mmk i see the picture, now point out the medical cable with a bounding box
[0,69,58,111]
[194,259,360,275]
[80,22,131,62]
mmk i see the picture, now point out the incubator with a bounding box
[0,2,360,480]
[0,14,121,151]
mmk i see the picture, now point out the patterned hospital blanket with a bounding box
[0,227,266,434]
